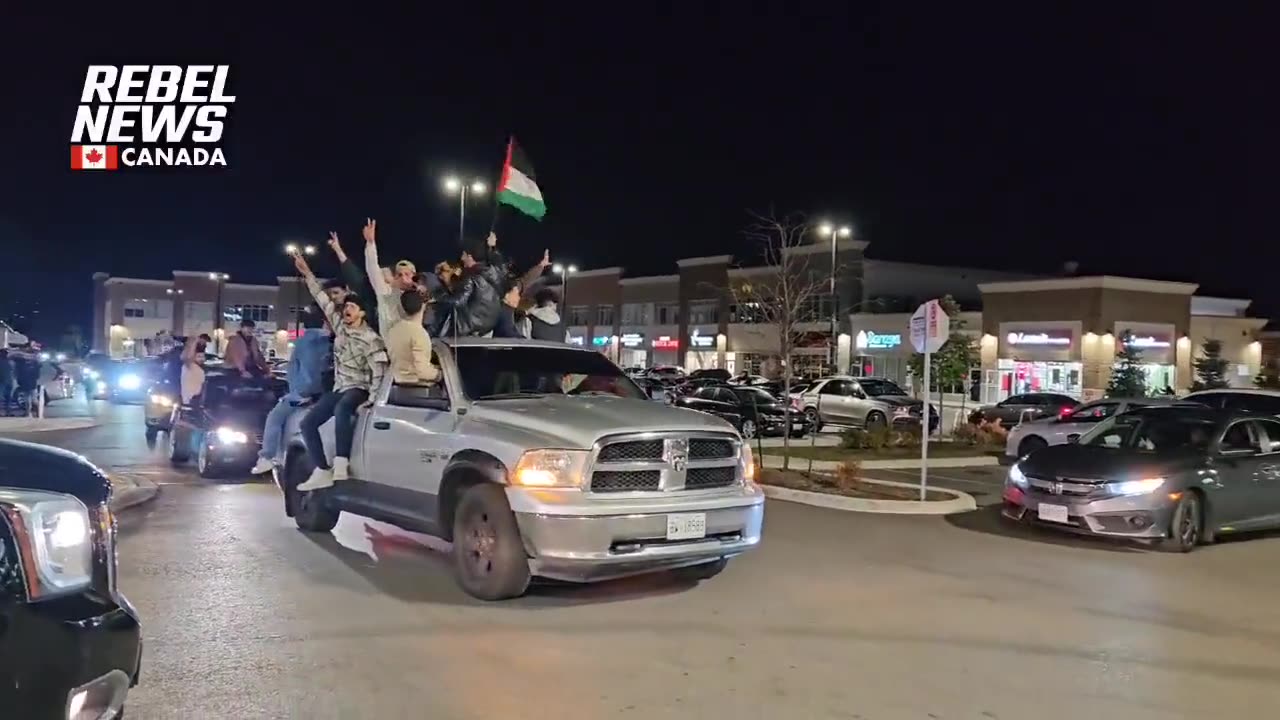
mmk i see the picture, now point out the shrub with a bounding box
[834,459,862,493]
[840,427,867,449]
[952,418,1007,448]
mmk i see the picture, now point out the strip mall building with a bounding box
[848,276,1266,403]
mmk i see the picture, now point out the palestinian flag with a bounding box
[496,137,546,220]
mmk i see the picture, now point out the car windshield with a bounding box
[859,379,907,396]
[204,382,281,412]
[455,345,646,401]
[1079,412,1216,453]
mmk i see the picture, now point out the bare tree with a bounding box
[729,210,833,471]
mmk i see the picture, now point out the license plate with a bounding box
[1037,503,1070,524]
[666,513,707,541]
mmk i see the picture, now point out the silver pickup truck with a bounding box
[275,338,765,600]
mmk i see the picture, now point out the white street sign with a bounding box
[909,299,950,354]
[908,299,951,500]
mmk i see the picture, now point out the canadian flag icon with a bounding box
[71,145,119,171]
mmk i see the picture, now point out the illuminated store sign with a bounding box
[1006,331,1071,346]
[855,330,901,350]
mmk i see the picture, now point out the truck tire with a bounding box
[451,483,530,600]
[167,429,190,464]
[288,453,340,533]
[672,557,728,583]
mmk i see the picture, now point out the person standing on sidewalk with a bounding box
[251,306,332,474]
[291,250,388,490]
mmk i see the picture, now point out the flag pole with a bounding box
[488,135,512,235]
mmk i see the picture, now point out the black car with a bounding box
[676,384,810,439]
[103,359,159,404]
[969,392,1079,426]
[689,368,731,382]
[0,439,142,718]
[166,372,286,478]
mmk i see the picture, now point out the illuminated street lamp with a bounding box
[442,175,488,246]
[816,223,854,371]
[552,263,578,312]
[283,244,317,335]
[207,272,231,352]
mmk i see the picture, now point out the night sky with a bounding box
[2,5,1277,343]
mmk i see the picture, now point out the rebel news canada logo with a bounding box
[69,65,235,171]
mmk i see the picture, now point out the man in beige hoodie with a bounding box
[388,290,438,385]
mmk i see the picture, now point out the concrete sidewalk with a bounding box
[0,415,99,433]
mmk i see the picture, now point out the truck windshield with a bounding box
[454,345,646,401]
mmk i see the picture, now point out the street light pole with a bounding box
[444,176,487,246]
[553,263,578,316]
[208,272,230,354]
[283,244,316,342]
[817,223,852,373]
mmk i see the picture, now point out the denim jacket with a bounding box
[288,330,333,398]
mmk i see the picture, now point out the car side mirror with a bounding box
[1067,434,1080,444]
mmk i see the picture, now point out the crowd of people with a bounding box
[231,218,565,491]
[0,347,61,416]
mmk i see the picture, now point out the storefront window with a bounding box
[996,359,1083,400]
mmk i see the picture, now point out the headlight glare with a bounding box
[513,449,587,488]
[1106,477,1165,496]
[149,393,175,407]
[215,426,249,444]
[741,443,757,485]
[118,373,141,390]
[0,490,94,598]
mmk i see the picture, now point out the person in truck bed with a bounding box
[290,249,389,490]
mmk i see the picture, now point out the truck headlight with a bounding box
[215,426,249,444]
[118,373,141,390]
[0,490,93,598]
[512,449,588,488]
[740,443,757,485]
[149,393,175,408]
[1007,462,1028,488]
[1105,477,1165,496]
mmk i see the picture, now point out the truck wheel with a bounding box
[289,453,340,532]
[672,558,728,583]
[452,484,530,601]
[167,429,190,464]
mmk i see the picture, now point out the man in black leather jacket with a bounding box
[434,233,550,337]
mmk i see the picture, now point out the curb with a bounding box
[0,417,99,433]
[760,479,976,515]
[762,454,999,471]
[110,475,160,513]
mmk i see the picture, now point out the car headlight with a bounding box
[85,368,100,379]
[512,449,588,488]
[1008,462,1028,488]
[1104,477,1165,496]
[0,490,93,598]
[149,393,175,408]
[96,381,108,393]
[741,443,757,486]
[215,426,249,444]
[118,373,141,390]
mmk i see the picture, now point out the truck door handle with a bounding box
[373,421,390,430]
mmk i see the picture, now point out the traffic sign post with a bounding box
[909,300,950,501]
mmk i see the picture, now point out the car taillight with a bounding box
[1058,406,1072,418]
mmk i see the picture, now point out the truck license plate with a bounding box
[666,513,707,541]
[1038,503,1069,524]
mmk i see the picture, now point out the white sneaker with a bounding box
[250,458,275,475]
[331,457,350,482]
[296,466,334,492]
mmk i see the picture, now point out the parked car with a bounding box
[1003,396,1198,460]
[275,338,764,601]
[633,377,674,404]
[1181,388,1280,415]
[968,392,1079,426]
[646,365,687,382]
[800,376,937,433]
[1002,405,1280,551]
[676,384,810,439]
[689,368,730,382]
[0,439,143,717]
[167,372,286,478]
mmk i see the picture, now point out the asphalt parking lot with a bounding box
[12,402,1280,718]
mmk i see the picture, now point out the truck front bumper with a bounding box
[508,485,765,582]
